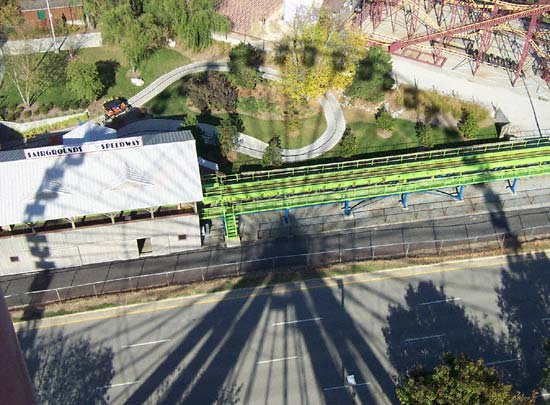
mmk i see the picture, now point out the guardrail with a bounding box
[5,224,550,309]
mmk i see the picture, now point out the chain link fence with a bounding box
[5,224,550,309]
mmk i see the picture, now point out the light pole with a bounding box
[45,0,59,53]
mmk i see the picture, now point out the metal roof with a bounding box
[0,130,202,225]
[19,0,82,11]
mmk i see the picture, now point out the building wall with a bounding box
[0,214,201,276]
[21,5,83,25]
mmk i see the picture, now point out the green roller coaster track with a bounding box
[200,137,550,240]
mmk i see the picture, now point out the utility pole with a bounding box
[45,0,59,53]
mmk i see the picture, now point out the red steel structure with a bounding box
[357,0,550,85]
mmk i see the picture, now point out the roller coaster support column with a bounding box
[509,178,519,194]
[401,193,408,209]
[474,4,499,75]
[344,200,351,216]
[513,13,539,85]
[284,208,290,224]
[456,185,465,201]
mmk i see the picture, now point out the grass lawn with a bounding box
[145,80,328,150]
[0,46,190,110]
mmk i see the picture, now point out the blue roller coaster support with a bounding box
[401,193,408,209]
[510,178,518,194]
[456,185,465,201]
[344,200,351,216]
[284,208,290,224]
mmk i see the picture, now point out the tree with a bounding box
[228,43,264,89]
[345,46,395,103]
[144,0,188,39]
[120,13,163,71]
[3,50,67,108]
[217,117,240,157]
[277,8,365,101]
[339,127,357,158]
[397,353,535,405]
[376,107,395,131]
[0,0,22,38]
[262,136,283,167]
[415,120,434,148]
[182,0,230,51]
[458,111,479,139]
[186,72,238,114]
[81,0,112,28]
[66,60,103,103]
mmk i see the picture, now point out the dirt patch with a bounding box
[376,128,393,139]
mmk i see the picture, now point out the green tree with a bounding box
[217,117,240,157]
[458,111,479,139]
[415,120,434,148]
[81,0,112,28]
[120,13,163,71]
[144,0,188,39]
[3,50,67,108]
[375,107,395,131]
[345,46,395,103]
[339,127,357,158]
[278,9,365,101]
[186,72,238,114]
[262,136,283,167]
[0,0,22,38]
[397,353,535,405]
[182,0,230,52]
[66,60,103,102]
[228,43,264,89]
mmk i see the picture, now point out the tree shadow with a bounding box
[17,328,115,404]
[383,281,516,383]
[96,60,120,95]
[497,251,550,394]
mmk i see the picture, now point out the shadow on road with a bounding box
[17,328,114,404]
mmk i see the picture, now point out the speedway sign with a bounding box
[24,137,143,160]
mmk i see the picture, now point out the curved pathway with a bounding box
[128,60,346,162]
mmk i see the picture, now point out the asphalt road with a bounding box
[16,252,550,404]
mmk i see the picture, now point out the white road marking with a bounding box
[485,358,520,366]
[256,356,298,364]
[541,317,550,321]
[323,382,371,391]
[418,297,461,306]
[96,381,139,389]
[404,334,446,343]
[122,339,171,348]
[272,317,322,326]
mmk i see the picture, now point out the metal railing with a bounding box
[5,224,550,309]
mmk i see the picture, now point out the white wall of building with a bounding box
[0,214,201,275]
[282,0,323,23]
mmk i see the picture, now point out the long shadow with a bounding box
[17,327,115,404]
[383,280,515,383]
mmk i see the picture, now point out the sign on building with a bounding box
[24,137,143,160]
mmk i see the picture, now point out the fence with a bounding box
[5,224,550,309]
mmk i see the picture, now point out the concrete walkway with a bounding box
[130,60,346,162]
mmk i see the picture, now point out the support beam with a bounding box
[513,12,539,85]
[401,193,408,209]
[67,218,76,229]
[344,200,351,216]
[509,178,518,194]
[456,185,465,201]
[284,208,290,224]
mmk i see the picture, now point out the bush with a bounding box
[22,110,32,119]
[375,108,395,131]
[339,127,358,158]
[458,111,480,139]
[228,42,264,89]
[186,72,238,114]
[415,121,434,148]
[262,136,283,167]
[217,116,241,157]
[38,104,50,115]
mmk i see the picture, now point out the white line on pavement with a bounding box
[323,383,371,391]
[485,358,520,366]
[97,381,139,389]
[542,317,550,321]
[404,334,446,343]
[272,317,323,326]
[256,356,298,365]
[418,297,461,306]
[122,339,171,348]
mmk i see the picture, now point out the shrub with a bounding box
[38,104,50,115]
[262,136,283,167]
[228,42,264,89]
[22,110,32,119]
[217,116,240,157]
[339,127,358,158]
[415,121,434,148]
[375,108,395,131]
[458,111,480,139]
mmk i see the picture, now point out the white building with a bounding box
[0,128,203,275]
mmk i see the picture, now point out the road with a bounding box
[16,252,550,404]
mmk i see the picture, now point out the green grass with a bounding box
[0,46,190,110]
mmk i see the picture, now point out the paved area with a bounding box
[16,252,550,404]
